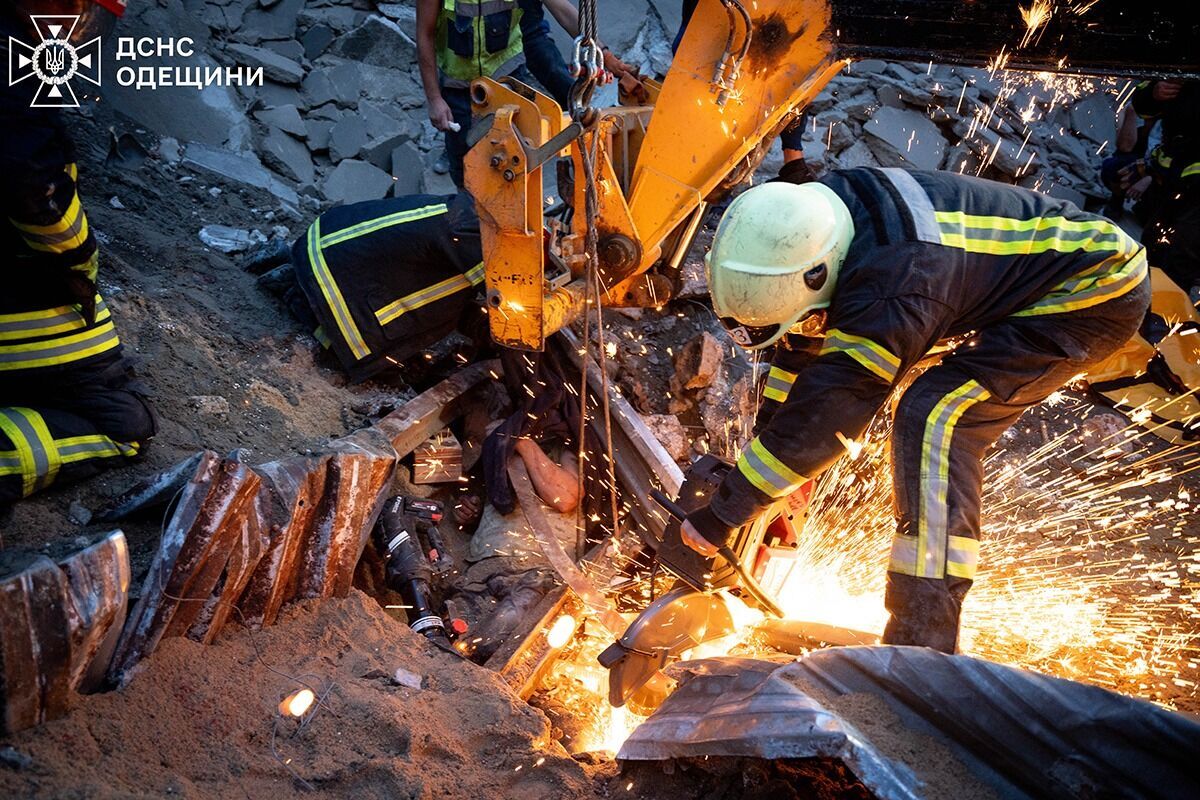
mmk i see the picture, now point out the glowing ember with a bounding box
[546,614,577,649]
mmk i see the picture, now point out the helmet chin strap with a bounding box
[789,309,828,338]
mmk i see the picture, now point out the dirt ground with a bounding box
[0,592,601,799]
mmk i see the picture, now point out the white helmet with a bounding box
[705,182,855,350]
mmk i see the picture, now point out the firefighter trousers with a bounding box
[0,352,155,505]
[882,277,1151,652]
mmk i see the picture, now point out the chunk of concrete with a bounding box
[330,15,417,70]
[225,43,305,85]
[183,143,299,206]
[640,414,689,463]
[323,160,395,205]
[297,6,363,33]
[253,81,305,111]
[863,106,947,171]
[327,61,364,107]
[329,116,369,162]
[951,118,1032,176]
[260,127,315,185]
[834,139,880,170]
[264,39,305,62]
[302,69,339,108]
[363,131,413,170]
[237,0,302,40]
[391,142,425,196]
[302,24,335,60]
[305,119,334,152]
[254,104,306,137]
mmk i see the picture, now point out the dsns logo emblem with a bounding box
[8,15,101,108]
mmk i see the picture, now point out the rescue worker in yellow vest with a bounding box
[416,0,639,188]
[0,2,155,507]
[678,169,1150,652]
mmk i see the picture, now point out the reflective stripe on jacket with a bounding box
[291,193,485,382]
[710,167,1148,531]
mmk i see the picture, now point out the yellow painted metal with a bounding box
[624,0,843,274]
[465,78,557,350]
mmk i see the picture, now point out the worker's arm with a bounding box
[1131,79,1181,119]
[685,294,946,550]
[541,0,580,36]
[416,0,454,131]
[753,334,822,434]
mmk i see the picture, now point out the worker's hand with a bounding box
[604,51,649,103]
[680,519,719,557]
[1127,175,1153,201]
[1153,80,1184,103]
[428,96,456,132]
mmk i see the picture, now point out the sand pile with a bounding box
[0,592,598,800]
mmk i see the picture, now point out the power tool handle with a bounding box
[650,489,688,522]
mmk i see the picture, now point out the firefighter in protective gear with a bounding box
[282,192,487,383]
[0,1,155,507]
[680,169,1150,652]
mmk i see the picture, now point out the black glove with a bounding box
[684,504,737,548]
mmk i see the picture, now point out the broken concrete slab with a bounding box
[329,115,369,162]
[951,117,1032,176]
[672,332,723,392]
[253,104,306,137]
[260,127,315,185]
[263,39,305,62]
[323,159,395,204]
[298,5,364,33]
[236,0,302,41]
[183,143,299,206]
[327,60,364,107]
[1070,92,1117,148]
[302,23,336,60]
[391,142,425,196]
[224,43,305,85]
[301,68,339,108]
[359,99,417,140]
[363,131,415,170]
[199,225,267,253]
[330,14,417,70]
[305,119,334,152]
[864,106,947,171]
[833,139,880,170]
[252,80,306,111]
[640,414,689,462]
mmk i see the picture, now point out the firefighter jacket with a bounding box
[291,193,485,382]
[438,0,525,88]
[1132,80,1200,185]
[1,34,117,378]
[694,167,1148,544]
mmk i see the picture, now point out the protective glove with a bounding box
[681,504,735,556]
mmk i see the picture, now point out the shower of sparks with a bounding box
[1018,0,1054,49]
[765,392,1200,709]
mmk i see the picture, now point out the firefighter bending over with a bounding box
[679,168,1150,651]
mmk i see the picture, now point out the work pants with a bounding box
[0,352,154,505]
[882,278,1150,652]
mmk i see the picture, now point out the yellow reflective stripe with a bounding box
[73,251,99,282]
[1014,249,1148,317]
[66,162,78,181]
[820,329,900,383]
[313,326,332,348]
[917,379,991,579]
[763,366,797,403]
[890,533,980,579]
[946,535,980,579]
[0,302,110,342]
[375,262,485,326]
[0,413,37,496]
[935,212,1131,257]
[11,191,86,248]
[1182,162,1200,179]
[0,319,120,371]
[319,203,448,248]
[16,408,61,490]
[307,217,370,361]
[56,434,139,465]
[465,261,485,285]
[736,437,806,498]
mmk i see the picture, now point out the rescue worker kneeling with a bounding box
[1,2,155,507]
[267,192,486,383]
[679,168,1150,652]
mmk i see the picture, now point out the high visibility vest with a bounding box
[437,0,524,88]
